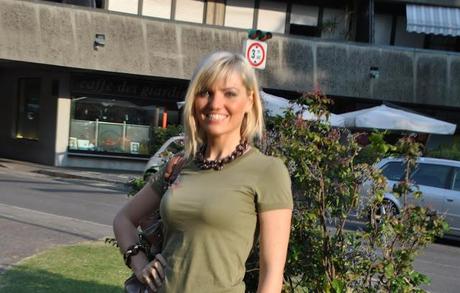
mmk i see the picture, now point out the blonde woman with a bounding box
[113,51,293,293]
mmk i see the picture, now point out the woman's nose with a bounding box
[207,92,224,109]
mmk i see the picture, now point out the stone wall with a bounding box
[0,0,459,107]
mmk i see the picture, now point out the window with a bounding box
[46,0,104,8]
[68,97,180,156]
[321,8,347,40]
[374,14,393,45]
[381,161,405,181]
[16,78,41,140]
[108,0,139,14]
[410,163,451,189]
[425,35,460,52]
[289,4,320,37]
[257,0,287,34]
[452,168,460,191]
[160,138,184,157]
[142,0,172,19]
[175,0,205,23]
[224,0,255,29]
[394,16,424,48]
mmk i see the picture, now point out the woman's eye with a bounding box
[198,90,210,97]
[225,91,237,98]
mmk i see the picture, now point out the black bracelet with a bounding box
[123,244,146,269]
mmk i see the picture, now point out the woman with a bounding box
[113,51,293,292]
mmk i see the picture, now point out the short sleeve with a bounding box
[148,164,168,196]
[255,157,293,212]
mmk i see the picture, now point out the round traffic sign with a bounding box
[246,42,266,67]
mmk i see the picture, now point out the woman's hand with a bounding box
[134,254,168,292]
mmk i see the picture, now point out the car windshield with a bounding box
[166,140,183,154]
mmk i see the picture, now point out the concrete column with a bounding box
[54,77,71,166]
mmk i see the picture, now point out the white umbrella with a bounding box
[260,91,345,127]
[338,104,456,134]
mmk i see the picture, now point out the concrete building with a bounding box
[0,0,459,171]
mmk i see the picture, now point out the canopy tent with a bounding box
[260,91,345,127]
[338,104,456,135]
[406,4,460,37]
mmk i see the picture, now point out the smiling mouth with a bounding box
[205,113,228,121]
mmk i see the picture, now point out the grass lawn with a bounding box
[0,241,131,293]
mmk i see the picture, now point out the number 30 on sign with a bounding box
[244,40,267,70]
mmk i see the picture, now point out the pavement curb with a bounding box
[33,169,125,184]
[0,157,141,186]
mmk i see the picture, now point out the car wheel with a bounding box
[374,200,399,222]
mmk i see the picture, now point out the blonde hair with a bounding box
[183,51,264,159]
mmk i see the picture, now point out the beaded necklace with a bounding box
[195,140,249,171]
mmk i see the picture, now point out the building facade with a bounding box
[0,0,459,171]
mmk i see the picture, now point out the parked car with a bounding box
[143,135,184,180]
[362,157,460,238]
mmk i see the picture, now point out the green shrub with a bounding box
[426,142,460,161]
[247,92,447,292]
[150,125,183,154]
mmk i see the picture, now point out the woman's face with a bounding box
[193,72,253,142]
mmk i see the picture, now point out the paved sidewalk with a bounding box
[0,157,142,185]
[0,203,114,273]
[0,158,135,273]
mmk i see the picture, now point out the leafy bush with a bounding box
[355,132,395,165]
[248,92,447,292]
[426,142,460,161]
[150,125,183,154]
[127,177,145,197]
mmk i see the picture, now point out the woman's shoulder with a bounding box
[246,148,288,173]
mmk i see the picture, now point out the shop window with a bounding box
[16,78,41,140]
[257,0,287,34]
[68,97,180,156]
[142,0,172,19]
[224,0,255,29]
[108,0,139,14]
[289,4,320,37]
[175,0,205,23]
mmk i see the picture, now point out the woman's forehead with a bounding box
[200,70,245,90]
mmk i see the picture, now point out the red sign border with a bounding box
[246,42,266,67]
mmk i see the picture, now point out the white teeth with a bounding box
[206,114,227,121]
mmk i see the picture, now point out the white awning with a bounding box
[406,4,460,37]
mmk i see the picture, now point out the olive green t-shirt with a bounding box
[150,147,293,293]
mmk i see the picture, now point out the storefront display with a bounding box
[68,74,187,156]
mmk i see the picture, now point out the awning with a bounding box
[406,4,460,37]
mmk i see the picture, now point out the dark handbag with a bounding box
[124,155,186,293]
[124,274,153,293]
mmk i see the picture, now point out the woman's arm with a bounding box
[113,183,162,272]
[257,209,292,293]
